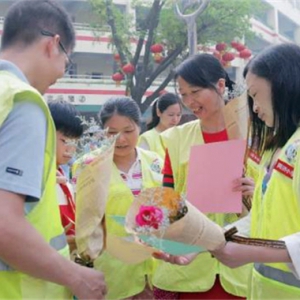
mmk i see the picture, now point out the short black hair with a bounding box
[99,97,141,128]
[244,43,300,152]
[175,53,235,97]
[48,99,84,138]
[147,93,181,130]
[1,0,75,51]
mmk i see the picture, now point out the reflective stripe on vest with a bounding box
[0,233,67,271]
[255,263,300,288]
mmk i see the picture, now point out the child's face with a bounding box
[104,114,140,159]
[56,131,78,166]
[157,103,182,130]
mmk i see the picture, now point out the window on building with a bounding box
[135,6,150,31]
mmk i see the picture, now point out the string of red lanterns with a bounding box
[213,41,252,68]
[111,43,165,86]
[111,53,136,86]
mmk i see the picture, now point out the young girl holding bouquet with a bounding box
[152,54,254,299]
[94,96,163,300]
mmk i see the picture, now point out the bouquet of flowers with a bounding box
[108,186,286,265]
[125,187,227,252]
[72,122,117,266]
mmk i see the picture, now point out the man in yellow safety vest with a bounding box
[0,1,107,299]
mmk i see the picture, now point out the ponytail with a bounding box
[146,93,181,131]
[225,72,235,94]
[147,99,160,130]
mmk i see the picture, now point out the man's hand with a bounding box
[153,252,198,266]
[0,189,107,299]
[70,266,107,300]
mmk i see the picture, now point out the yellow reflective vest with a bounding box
[0,71,70,299]
[138,128,166,159]
[152,120,251,296]
[250,129,300,299]
[246,148,261,184]
[94,147,162,299]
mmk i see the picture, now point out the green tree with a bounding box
[90,0,260,113]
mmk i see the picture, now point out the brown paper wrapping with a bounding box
[125,187,226,252]
[222,92,249,140]
[75,139,115,261]
[106,235,156,264]
[158,201,226,251]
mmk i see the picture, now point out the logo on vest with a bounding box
[248,150,261,164]
[6,167,23,176]
[150,159,161,174]
[274,159,293,179]
[285,140,300,164]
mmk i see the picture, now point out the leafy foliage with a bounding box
[89,0,262,113]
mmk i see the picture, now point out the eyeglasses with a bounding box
[41,30,74,73]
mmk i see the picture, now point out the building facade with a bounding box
[0,0,300,115]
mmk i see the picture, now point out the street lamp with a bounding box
[174,0,210,56]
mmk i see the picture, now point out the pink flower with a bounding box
[84,157,94,165]
[135,205,163,229]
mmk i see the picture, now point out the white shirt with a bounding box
[230,214,300,278]
[119,151,143,196]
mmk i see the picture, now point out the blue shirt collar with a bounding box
[0,59,29,83]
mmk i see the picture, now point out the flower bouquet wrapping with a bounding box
[125,187,226,252]
[73,129,117,266]
[223,88,253,213]
[108,187,286,265]
[222,86,249,141]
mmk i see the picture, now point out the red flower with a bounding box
[135,205,163,229]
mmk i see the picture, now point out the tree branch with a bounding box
[105,0,129,65]
[140,71,175,113]
[140,1,163,84]
[145,45,184,90]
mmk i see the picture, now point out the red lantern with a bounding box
[112,72,124,87]
[221,60,229,68]
[122,63,135,74]
[159,89,167,95]
[231,41,240,49]
[215,43,227,52]
[239,48,252,59]
[150,43,164,60]
[154,55,164,63]
[113,53,120,62]
[222,52,235,62]
[235,43,246,52]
